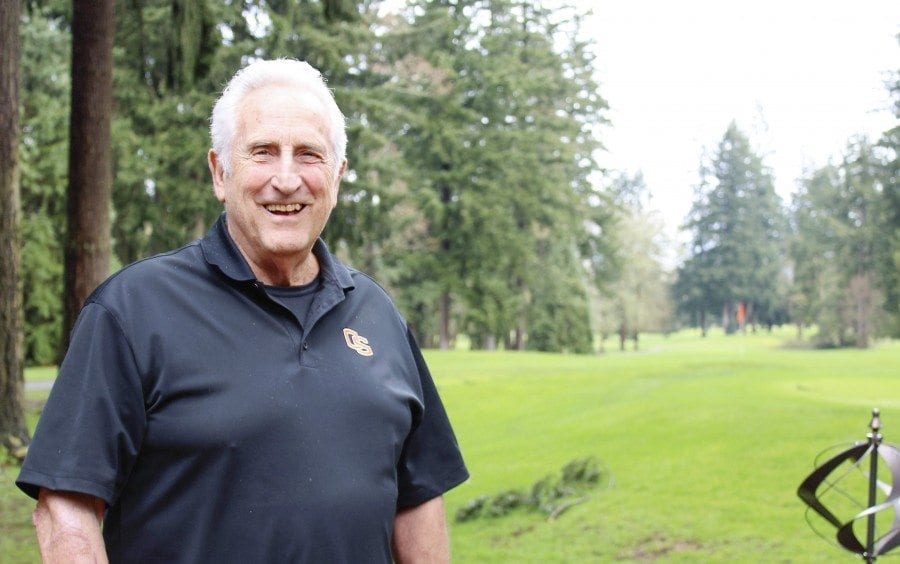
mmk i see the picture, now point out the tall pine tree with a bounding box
[677,122,787,333]
[791,137,893,347]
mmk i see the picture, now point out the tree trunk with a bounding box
[438,291,451,350]
[0,0,30,460]
[513,324,525,351]
[61,0,115,357]
[722,302,732,334]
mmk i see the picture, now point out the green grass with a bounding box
[2,330,898,562]
[23,366,57,381]
[434,329,900,562]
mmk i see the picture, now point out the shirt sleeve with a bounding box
[395,328,469,508]
[17,302,147,505]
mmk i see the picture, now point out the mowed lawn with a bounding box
[435,330,900,562]
[2,329,898,562]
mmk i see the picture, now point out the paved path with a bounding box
[25,379,55,391]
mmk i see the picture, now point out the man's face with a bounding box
[209,83,345,274]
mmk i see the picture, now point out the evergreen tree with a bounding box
[110,0,222,264]
[472,1,604,352]
[676,122,788,333]
[19,7,69,364]
[788,164,838,339]
[791,137,893,347]
[594,171,673,351]
[322,3,422,284]
[876,70,899,337]
[389,0,606,351]
[385,0,484,349]
[527,239,594,354]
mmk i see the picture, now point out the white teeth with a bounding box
[265,203,304,213]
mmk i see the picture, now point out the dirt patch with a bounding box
[490,524,537,548]
[618,533,704,562]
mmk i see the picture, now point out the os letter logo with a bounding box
[343,328,374,357]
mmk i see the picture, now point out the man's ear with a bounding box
[330,159,347,210]
[208,149,227,203]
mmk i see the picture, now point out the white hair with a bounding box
[210,58,347,175]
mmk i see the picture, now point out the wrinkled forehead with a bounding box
[235,83,335,144]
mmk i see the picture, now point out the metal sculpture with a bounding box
[798,409,900,562]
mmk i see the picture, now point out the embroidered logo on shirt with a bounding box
[343,328,374,357]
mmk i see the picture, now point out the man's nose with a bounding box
[271,155,301,193]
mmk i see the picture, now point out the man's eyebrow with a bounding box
[296,143,329,154]
[234,139,271,154]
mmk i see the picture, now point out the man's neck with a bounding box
[253,252,320,287]
[231,242,320,287]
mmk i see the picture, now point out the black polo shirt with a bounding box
[18,214,468,563]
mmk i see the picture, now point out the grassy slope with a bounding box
[2,330,897,562]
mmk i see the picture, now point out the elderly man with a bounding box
[17,59,468,563]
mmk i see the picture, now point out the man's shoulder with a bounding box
[343,266,396,304]
[325,258,406,324]
[316,244,386,300]
[87,240,207,306]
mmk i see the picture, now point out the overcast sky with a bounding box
[580,0,899,251]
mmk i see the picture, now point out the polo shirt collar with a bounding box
[199,213,355,292]
[200,213,256,282]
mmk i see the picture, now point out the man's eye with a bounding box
[252,148,273,158]
[297,152,323,163]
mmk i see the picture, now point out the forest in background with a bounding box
[10,0,900,366]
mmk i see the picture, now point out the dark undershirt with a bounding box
[263,276,322,329]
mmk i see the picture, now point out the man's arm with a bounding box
[32,488,108,564]
[392,495,450,563]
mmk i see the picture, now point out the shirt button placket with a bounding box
[299,340,309,364]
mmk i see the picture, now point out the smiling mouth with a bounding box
[265,203,307,215]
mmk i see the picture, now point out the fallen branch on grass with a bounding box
[455,456,610,523]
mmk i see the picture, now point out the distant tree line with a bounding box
[11,1,899,370]
[673,87,899,348]
[789,129,899,348]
